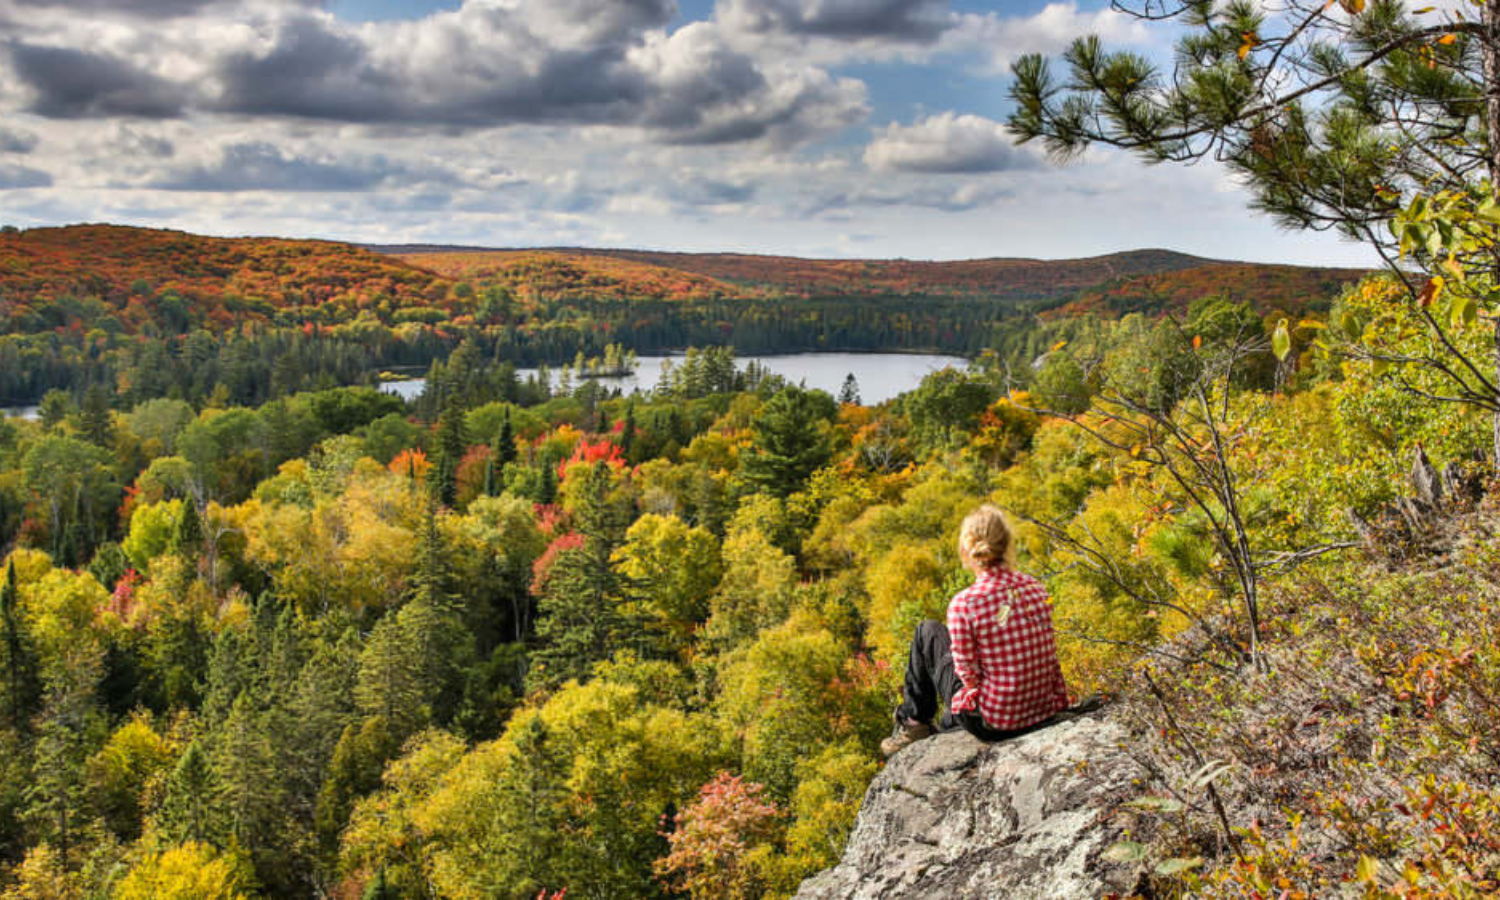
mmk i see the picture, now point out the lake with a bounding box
[2,405,39,421]
[380,352,971,405]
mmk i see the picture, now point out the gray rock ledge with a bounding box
[795,715,1143,900]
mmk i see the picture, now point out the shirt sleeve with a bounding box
[947,594,983,713]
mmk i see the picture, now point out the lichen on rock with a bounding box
[794,714,1143,900]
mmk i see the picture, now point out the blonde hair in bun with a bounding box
[959,504,1014,569]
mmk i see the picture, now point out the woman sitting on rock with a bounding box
[881,504,1071,757]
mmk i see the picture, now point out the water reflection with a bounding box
[381,352,971,405]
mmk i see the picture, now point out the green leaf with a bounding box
[1451,292,1477,328]
[1341,310,1363,340]
[1425,225,1445,258]
[1272,318,1291,361]
[1154,857,1204,876]
[1125,796,1186,814]
[1103,841,1147,864]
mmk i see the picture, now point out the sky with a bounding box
[0,0,1383,265]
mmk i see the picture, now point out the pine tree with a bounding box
[354,614,427,738]
[78,383,114,449]
[202,623,253,727]
[355,503,472,735]
[160,741,219,845]
[37,389,70,432]
[432,398,467,508]
[538,463,558,506]
[25,645,104,862]
[618,401,637,460]
[173,498,204,559]
[0,560,37,730]
[409,503,455,609]
[494,408,517,468]
[838,374,861,406]
[528,465,629,690]
[739,385,835,498]
[213,692,279,854]
[314,716,398,855]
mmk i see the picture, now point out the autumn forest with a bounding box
[0,217,1493,898]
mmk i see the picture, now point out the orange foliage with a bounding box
[0,224,446,331]
[554,248,1224,300]
[396,250,740,302]
[389,448,431,482]
[1053,262,1368,317]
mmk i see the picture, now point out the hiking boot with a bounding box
[880,718,933,758]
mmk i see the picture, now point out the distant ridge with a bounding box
[0,225,1367,321]
[376,242,1366,310]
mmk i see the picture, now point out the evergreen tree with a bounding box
[432,397,467,508]
[213,692,280,864]
[528,465,629,690]
[173,498,204,559]
[739,385,836,498]
[202,624,253,727]
[354,614,427,738]
[494,408,517,468]
[410,502,454,608]
[78,383,114,449]
[25,646,104,863]
[160,741,220,846]
[538,463,558,506]
[838,373,861,406]
[37,389,71,432]
[145,603,208,709]
[355,503,472,735]
[314,716,398,856]
[618,401,637,460]
[0,560,37,731]
[1006,0,1500,458]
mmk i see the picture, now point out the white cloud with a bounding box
[941,2,1156,74]
[864,112,1041,173]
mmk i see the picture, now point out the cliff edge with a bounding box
[794,714,1144,900]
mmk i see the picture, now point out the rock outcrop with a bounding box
[795,713,1143,900]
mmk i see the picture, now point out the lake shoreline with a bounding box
[381,350,970,406]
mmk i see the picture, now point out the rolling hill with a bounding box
[551,247,1218,299]
[1052,260,1367,317]
[382,243,1369,312]
[399,249,741,302]
[0,225,1368,334]
[0,224,448,326]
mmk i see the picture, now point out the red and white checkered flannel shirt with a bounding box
[947,566,1070,731]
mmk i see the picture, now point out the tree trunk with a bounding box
[1487,1,1500,466]
[1488,1,1500,183]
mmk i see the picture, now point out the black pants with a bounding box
[896,620,1052,742]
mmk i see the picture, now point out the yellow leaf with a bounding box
[1050,340,1068,352]
[1438,33,1458,44]
[1339,0,1365,12]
